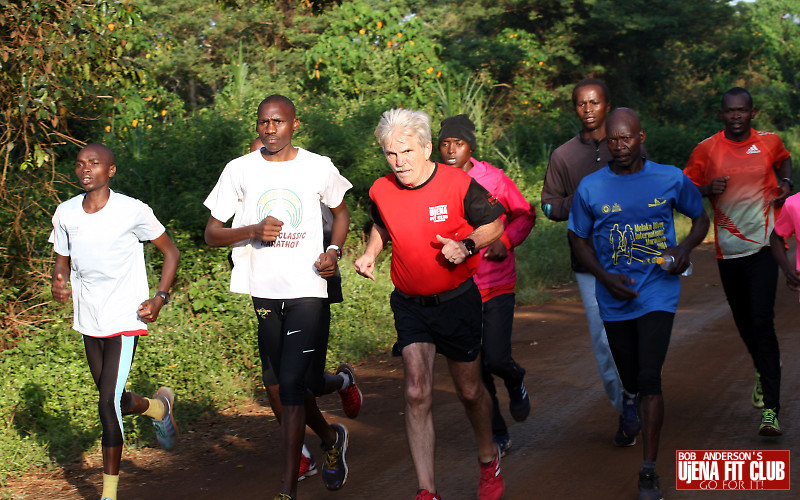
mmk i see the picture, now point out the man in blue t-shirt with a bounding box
[568,108,709,500]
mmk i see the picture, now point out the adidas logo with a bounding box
[746,144,761,154]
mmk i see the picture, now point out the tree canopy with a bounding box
[0,0,147,175]
[4,0,798,173]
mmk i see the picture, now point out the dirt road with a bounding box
[9,243,799,499]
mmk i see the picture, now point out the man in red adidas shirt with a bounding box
[684,87,793,436]
[354,108,505,500]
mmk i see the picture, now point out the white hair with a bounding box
[374,108,432,150]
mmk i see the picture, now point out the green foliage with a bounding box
[497,26,568,114]
[732,0,800,130]
[434,75,501,150]
[298,98,390,203]
[515,219,573,304]
[0,0,145,171]
[304,0,444,108]
[780,126,800,170]
[132,0,305,110]
[105,107,256,234]
[640,121,716,169]
[572,0,736,115]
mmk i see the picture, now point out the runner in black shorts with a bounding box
[250,136,361,484]
[569,109,709,500]
[354,108,506,500]
[204,96,355,500]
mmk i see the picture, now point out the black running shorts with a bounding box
[390,279,483,362]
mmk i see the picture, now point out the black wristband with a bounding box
[781,177,794,189]
[155,291,170,305]
[461,238,476,256]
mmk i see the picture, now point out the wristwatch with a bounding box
[781,178,794,189]
[154,291,171,305]
[326,244,342,261]
[461,238,476,256]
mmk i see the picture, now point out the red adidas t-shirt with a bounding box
[684,129,790,259]
[369,163,504,296]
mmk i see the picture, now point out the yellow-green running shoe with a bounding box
[758,408,782,436]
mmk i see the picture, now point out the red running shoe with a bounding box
[336,363,362,418]
[414,489,441,500]
[478,446,504,500]
[298,452,317,481]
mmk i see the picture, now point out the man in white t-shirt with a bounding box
[50,143,180,500]
[204,95,354,500]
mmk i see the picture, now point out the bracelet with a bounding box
[326,244,342,261]
[781,178,794,189]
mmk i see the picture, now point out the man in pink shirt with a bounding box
[439,114,536,456]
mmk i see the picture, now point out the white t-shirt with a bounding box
[49,190,166,337]
[204,148,352,299]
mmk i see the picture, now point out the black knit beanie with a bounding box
[438,114,477,150]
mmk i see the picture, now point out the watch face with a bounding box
[463,238,476,255]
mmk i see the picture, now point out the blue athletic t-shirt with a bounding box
[568,160,705,321]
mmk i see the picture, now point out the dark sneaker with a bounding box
[321,423,349,490]
[414,489,441,500]
[752,371,764,409]
[613,415,637,447]
[336,363,363,418]
[759,408,782,436]
[298,452,318,481]
[151,387,178,450]
[508,380,530,422]
[493,434,512,458]
[638,470,663,500]
[478,446,504,500]
[621,395,642,438]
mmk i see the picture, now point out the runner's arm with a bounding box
[138,232,180,323]
[317,200,350,277]
[774,157,793,204]
[204,215,283,247]
[354,223,389,281]
[540,156,573,221]
[51,253,71,303]
[769,229,800,291]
